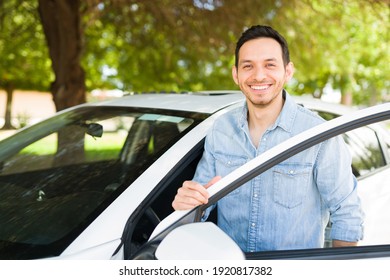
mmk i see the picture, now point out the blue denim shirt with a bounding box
[194,92,364,252]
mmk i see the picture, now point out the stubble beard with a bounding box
[245,87,283,109]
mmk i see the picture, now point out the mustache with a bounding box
[248,79,273,84]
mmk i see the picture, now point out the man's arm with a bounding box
[332,240,358,247]
[314,136,364,248]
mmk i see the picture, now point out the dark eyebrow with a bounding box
[239,57,279,66]
[265,58,278,62]
[238,59,253,66]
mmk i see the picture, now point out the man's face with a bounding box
[232,38,294,107]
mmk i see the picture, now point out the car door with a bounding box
[123,102,390,260]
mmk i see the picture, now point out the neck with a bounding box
[247,93,285,147]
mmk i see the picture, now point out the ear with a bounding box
[232,65,239,85]
[285,62,294,82]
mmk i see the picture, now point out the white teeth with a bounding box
[251,85,269,90]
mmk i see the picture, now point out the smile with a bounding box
[250,84,271,90]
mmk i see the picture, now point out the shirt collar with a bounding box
[270,90,297,133]
[238,90,298,133]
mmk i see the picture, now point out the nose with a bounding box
[251,65,266,82]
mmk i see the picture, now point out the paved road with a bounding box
[0,90,55,130]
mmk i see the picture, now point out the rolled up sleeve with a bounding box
[315,136,364,242]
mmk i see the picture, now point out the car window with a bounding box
[343,127,386,177]
[0,106,202,259]
[314,110,386,177]
[382,125,390,160]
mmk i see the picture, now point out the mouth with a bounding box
[249,84,272,91]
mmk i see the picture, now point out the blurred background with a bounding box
[0,0,389,134]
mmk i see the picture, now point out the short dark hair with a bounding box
[235,25,290,67]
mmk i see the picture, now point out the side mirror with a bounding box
[155,222,245,260]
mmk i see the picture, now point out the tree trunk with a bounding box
[368,85,378,106]
[38,0,86,164]
[1,85,16,130]
[38,0,86,112]
[341,91,353,106]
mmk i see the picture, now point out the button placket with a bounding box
[247,175,261,252]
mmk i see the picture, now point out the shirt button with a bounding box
[254,193,258,198]
[289,170,294,174]
[251,223,256,227]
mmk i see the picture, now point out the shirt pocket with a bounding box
[273,163,312,209]
[214,153,248,196]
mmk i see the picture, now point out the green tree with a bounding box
[82,0,297,92]
[0,0,52,129]
[2,0,388,118]
[81,0,388,105]
[278,0,389,105]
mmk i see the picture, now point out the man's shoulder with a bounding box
[207,103,245,137]
[215,103,245,124]
[295,103,325,125]
[282,93,325,133]
[284,92,324,124]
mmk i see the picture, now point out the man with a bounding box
[172,25,363,252]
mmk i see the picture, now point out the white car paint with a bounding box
[155,222,245,260]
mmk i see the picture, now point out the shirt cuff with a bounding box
[330,224,364,242]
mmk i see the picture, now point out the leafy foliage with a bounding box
[0,0,52,91]
[280,0,389,105]
[0,0,389,107]
[81,0,389,105]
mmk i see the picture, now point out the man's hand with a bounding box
[172,176,221,210]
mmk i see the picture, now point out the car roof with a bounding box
[84,90,356,117]
[294,95,356,116]
[88,91,245,114]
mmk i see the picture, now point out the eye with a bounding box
[242,64,252,70]
[266,63,276,68]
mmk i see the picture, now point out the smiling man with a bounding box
[172,25,364,252]
[232,35,294,148]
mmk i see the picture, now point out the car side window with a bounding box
[121,114,193,166]
[383,130,390,160]
[315,110,386,177]
[343,126,386,177]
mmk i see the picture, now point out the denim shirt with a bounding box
[193,92,364,252]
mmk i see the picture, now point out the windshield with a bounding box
[0,106,205,259]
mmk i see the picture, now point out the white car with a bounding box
[0,91,389,260]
